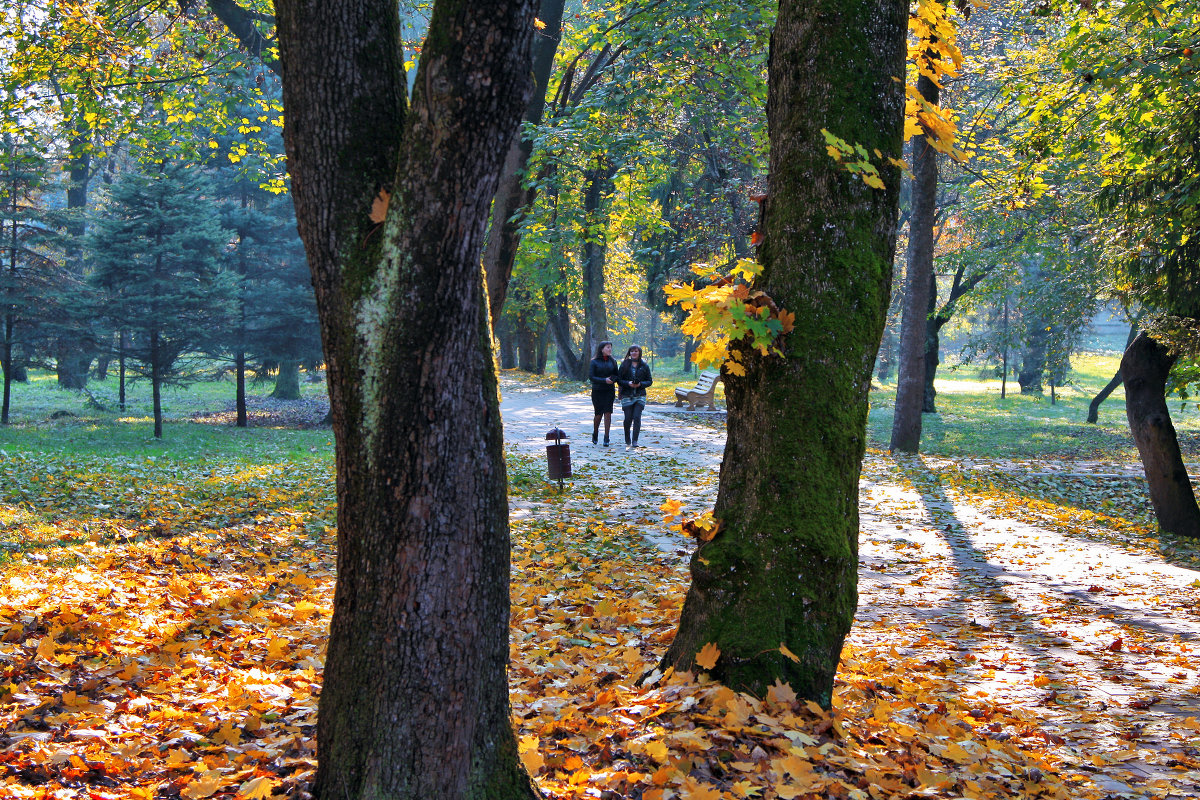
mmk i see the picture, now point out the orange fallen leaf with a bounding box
[695,642,721,670]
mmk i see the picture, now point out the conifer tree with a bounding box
[88,161,234,437]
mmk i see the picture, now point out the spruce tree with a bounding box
[88,161,233,437]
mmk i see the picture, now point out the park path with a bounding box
[500,379,1200,797]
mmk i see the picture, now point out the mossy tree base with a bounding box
[660,0,907,706]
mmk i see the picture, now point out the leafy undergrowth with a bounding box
[0,435,1197,798]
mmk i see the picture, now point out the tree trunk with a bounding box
[236,350,248,427]
[1087,323,1138,423]
[118,331,127,412]
[922,274,940,414]
[515,313,538,372]
[1018,325,1047,394]
[271,359,302,400]
[682,338,695,373]
[581,164,613,360]
[1122,332,1200,538]
[496,316,517,369]
[150,329,163,439]
[274,1,539,797]
[1,315,11,425]
[535,322,548,375]
[889,71,939,453]
[660,0,906,706]
[876,324,894,382]
[1087,370,1122,424]
[544,286,585,379]
[57,135,92,389]
[483,0,567,328]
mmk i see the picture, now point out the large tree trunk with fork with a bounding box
[274,1,541,797]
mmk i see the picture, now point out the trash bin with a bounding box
[545,428,571,489]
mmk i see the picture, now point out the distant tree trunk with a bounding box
[876,324,894,382]
[535,325,548,374]
[515,313,538,372]
[93,354,110,380]
[1087,371,1122,424]
[1087,323,1138,423]
[483,0,567,328]
[271,359,301,399]
[274,1,539,796]
[682,338,695,373]
[495,316,517,369]
[922,274,939,413]
[1018,301,1048,394]
[1000,297,1009,398]
[150,329,163,439]
[660,0,905,706]
[118,331,127,411]
[3,180,15,425]
[235,350,248,426]
[544,287,585,379]
[1122,332,1200,538]
[58,135,92,389]
[1,315,11,425]
[889,70,938,453]
[581,163,613,359]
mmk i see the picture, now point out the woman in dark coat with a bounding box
[617,345,652,448]
[588,341,618,445]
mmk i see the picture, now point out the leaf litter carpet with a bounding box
[0,381,1194,799]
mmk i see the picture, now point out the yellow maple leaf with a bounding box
[660,498,683,519]
[679,777,723,800]
[35,636,56,661]
[645,739,670,764]
[695,641,721,670]
[863,173,885,190]
[518,735,544,774]
[767,679,797,706]
[779,642,800,663]
[724,359,746,377]
[181,771,223,799]
[238,775,277,800]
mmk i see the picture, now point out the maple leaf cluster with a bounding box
[663,259,795,378]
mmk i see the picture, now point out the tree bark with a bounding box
[581,163,613,360]
[274,1,539,797]
[151,329,163,439]
[1087,323,1138,423]
[1087,370,1122,424]
[922,273,939,413]
[270,359,301,399]
[660,0,906,706]
[889,71,938,453]
[483,0,566,328]
[57,134,92,389]
[1122,332,1200,538]
[1018,322,1047,394]
[496,315,517,369]
[544,286,585,379]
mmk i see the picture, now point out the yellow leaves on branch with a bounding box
[824,0,970,185]
[664,256,792,378]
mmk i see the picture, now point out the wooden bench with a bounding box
[674,370,722,410]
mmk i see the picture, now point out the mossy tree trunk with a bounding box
[889,70,938,453]
[1122,332,1200,538]
[274,1,539,798]
[270,359,301,400]
[660,0,906,706]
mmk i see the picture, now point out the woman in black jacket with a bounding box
[617,345,652,448]
[588,341,618,445]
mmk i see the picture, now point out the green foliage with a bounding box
[87,160,235,387]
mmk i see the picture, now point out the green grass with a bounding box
[868,353,1200,460]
